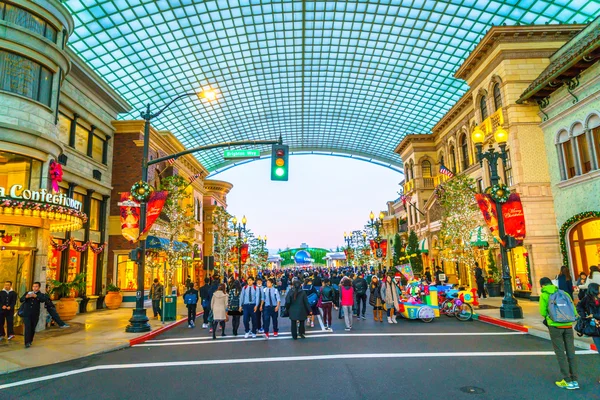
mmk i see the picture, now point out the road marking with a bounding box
[317,314,325,331]
[135,331,526,347]
[146,330,329,343]
[1,350,596,390]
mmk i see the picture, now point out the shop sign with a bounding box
[0,185,82,211]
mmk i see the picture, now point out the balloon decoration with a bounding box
[49,160,63,193]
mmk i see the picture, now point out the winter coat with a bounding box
[149,283,164,300]
[0,289,18,311]
[576,293,600,320]
[320,286,335,303]
[381,281,400,310]
[475,267,484,283]
[369,282,382,305]
[340,286,354,306]
[352,278,368,295]
[211,291,228,321]
[285,288,311,321]
[539,284,577,328]
[578,272,600,290]
[19,291,47,317]
[557,275,574,299]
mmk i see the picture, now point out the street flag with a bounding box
[396,263,414,280]
[189,173,201,183]
[118,193,140,243]
[166,158,176,165]
[439,164,455,178]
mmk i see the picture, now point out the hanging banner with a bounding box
[142,191,168,235]
[502,193,526,241]
[118,193,140,243]
[396,263,414,281]
[370,239,387,258]
[240,243,249,264]
[475,193,503,246]
[379,239,388,258]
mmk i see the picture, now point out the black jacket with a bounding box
[184,289,199,306]
[19,291,47,317]
[475,267,484,283]
[313,276,322,287]
[285,288,311,320]
[576,294,600,320]
[353,278,368,295]
[0,289,17,311]
[320,286,335,303]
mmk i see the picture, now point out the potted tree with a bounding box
[48,273,86,321]
[104,284,123,309]
[485,249,502,297]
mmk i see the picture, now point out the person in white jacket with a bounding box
[578,266,600,289]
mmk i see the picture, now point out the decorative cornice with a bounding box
[455,24,584,82]
[431,92,473,135]
[394,134,435,157]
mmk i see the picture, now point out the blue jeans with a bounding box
[263,306,278,333]
[152,300,162,318]
[242,304,257,334]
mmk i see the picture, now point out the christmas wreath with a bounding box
[130,181,152,202]
[487,183,510,203]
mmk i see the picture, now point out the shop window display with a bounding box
[510,247,532,293]
[0,151,42,190]
[570,218,600,276]
[116,254,137,290]
[86,249,97,295]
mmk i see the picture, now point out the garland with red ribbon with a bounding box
[49,237,107,253]
[49,160,63,193]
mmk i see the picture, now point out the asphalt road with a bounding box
[0,309,598,400]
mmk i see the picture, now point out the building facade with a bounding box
[108,121,211,304]
[518,18,600,281]
[0,0,129,330]
[202,179,233,275]
[394,24,584,297]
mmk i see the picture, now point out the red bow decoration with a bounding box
[49,160,63,193]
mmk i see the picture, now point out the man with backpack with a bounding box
[539,277,579,390]
[352,273,368,320]
[183,283,199,328]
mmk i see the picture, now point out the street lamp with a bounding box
[472,125,523,319]
[232,215,247,276]
[368,211,385,239]
[257,235,268,268]
[126,87,218,333]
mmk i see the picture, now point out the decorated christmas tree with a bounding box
[406,230,423,275]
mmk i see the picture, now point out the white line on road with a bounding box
[317,314,325,331]
[1,350,595,390]
[146,330,330,343]
[135,331,526,347]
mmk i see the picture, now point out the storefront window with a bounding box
[67,247,81,284]
[0,151,42,191]
[57,113,71,144]
[510,247,531,292]
[74,124,88,154]
[0,50,53,106]
[86,250,97,295]
[92,135,104,163]
[569,218,600,277]
[89,199,100,231]
[117,254,138,290]
[47,241,62,283]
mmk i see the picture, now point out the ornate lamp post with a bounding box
[232,215,247,276]
[126,87,218,333]
[368,211,385,269]
[472,125,523,319]
[257,235,268,269]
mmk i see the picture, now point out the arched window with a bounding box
[460,134,469,170]
[557,131,575,179]
[593,123,600,169]
[480,96,488,121]
[439,155,444,168]
[449,145,457,173]
[573,124,591,174]
[422,160,432,177]
[493,83,503,110]
[408,162,414,181]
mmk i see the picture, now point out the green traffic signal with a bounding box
[271,144,289,181]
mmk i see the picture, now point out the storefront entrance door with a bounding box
[0,249,34,328]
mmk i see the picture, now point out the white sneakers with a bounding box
[202,323,208,329]
[392,315,398,324]
[251,333,257,338]
[387,317,393,324]
[244,332,250,339]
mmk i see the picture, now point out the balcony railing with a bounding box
[434,175,449,186]
[422,177,435,188]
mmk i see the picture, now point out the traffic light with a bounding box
[129,247,142,262]
[271,144,289,181]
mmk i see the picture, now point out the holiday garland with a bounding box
[0,198,88,222]
[559,211,600,268]
[50,237,107,253]
[131,181,152,202]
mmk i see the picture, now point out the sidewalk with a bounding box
[0,299,198,375]
[475,297,596,350]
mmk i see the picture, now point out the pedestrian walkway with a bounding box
[476,297,595,350]
[0,300,193,375]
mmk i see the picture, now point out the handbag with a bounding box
[17,302,25,317]
[574,317,599,337]
[280,305,289,318]
[207,310,214,323]
[307,293,318,307]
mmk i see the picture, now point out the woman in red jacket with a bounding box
[340,277,354,331]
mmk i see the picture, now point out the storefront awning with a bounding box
[146,235,189,252]
[419,238,429,253]
[470,226,489,247]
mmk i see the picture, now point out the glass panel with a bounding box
[89,198,100,230]
[117,254,137,290]
[4,3,45,37]
[563,141,576,178]
[594,127,600,169]
[86,250,97,295]
[505,149,513,186]
[493,84,503,110]
[422,160,431,177]
[0,151,33,189]
[460,135,469,170]
[74,124,89,154]
[92,135,104,162]
[38,66,53,107]
[47,239,62,283]
[44,24,57,42]
[480,97,488,121]
[0,50,40,100]
[0,248,33,330]
[67,247,82,288]
[58,114,71,145]
[577,134,591,174]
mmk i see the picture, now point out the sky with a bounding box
[211,155,403,253]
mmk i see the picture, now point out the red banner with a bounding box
[380,239,388,258]
[475,193,503,245]
[142,191,168,235]
[502,193,526,241]
[118,193,140,243]
[241,243,249,264]
[370,239,387,258]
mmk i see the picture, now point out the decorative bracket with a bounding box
[565,75,580,104]
[536,97,550,121]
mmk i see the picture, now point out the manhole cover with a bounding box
[460,386,486,394]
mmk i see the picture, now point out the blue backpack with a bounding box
[307,293,318,307]
[184,293,197,305]
[548,289,576,323]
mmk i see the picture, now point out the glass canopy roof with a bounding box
[64,1,600,171]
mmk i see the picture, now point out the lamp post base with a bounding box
[500,300,523,319]
[125,308,151,333]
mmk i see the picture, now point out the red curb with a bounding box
[476,314,529,333]
[129,311,204,346]
[592,343,598,352]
